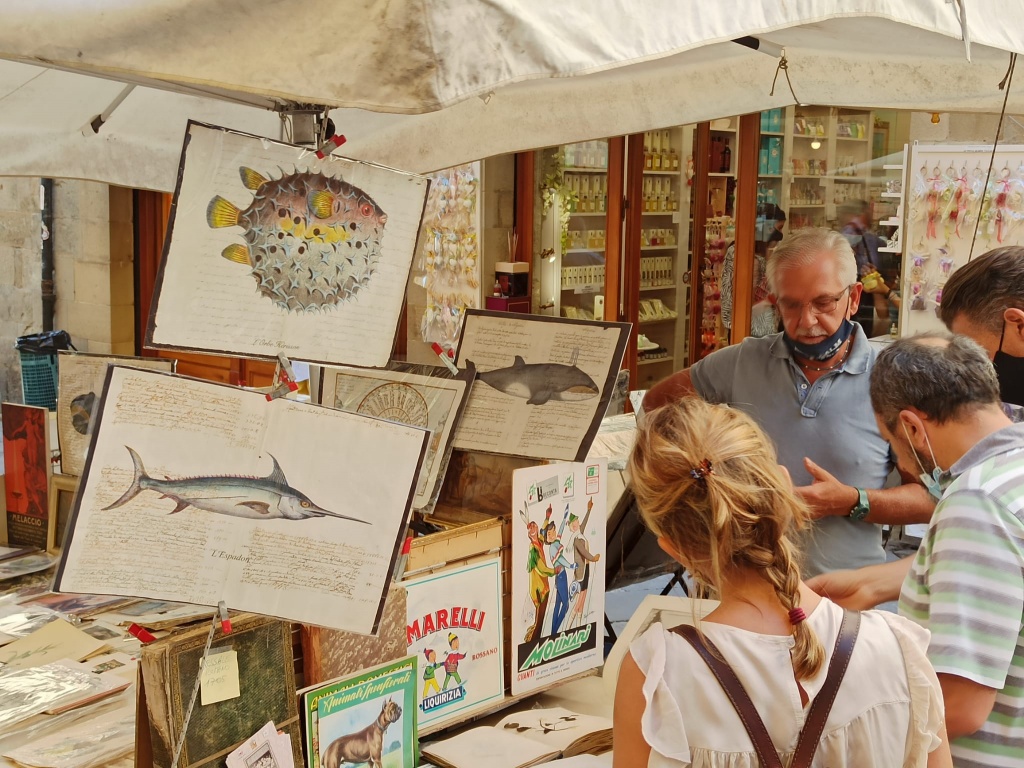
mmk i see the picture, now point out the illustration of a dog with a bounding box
[322,698,402,768]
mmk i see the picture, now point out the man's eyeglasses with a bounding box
[776,285,853,316]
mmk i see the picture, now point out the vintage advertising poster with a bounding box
[452,311,630,461]
[319,364,473,511]
[403,558,504,730]
[147,121,430,368]
[54,366,428,634]
[511,460,606,696]
[301,655,417,768]
[2,403,52,549]
[56,352,175,477]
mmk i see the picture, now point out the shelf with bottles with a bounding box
[640,175,680,213]
[561,141,609,170]
[566,228,607,252]
[563,171,609,215]
[643,129,683,174]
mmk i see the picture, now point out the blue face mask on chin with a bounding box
[784,318,856,361]
[901,422,947,501]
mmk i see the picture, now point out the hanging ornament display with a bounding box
[413,163,482,349]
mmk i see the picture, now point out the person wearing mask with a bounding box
[615,398,951,767]
[644,228,934,576]
[807,334,1024,767]
[839,198,892,336]
[937,245,1024,415]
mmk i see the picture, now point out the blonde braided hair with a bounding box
[628,398,824,680]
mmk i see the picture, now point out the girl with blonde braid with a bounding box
[614,398,951,768]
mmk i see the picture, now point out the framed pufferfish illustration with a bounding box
[147,121,430,368]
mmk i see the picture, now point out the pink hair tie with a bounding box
[788,607,807,625]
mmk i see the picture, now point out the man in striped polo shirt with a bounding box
[809,333,1024,766]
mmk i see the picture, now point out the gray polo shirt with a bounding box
[690,326,890,576]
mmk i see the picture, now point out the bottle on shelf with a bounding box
[661,130,671,170]
[652,130,662,171]
[720,141,732,174]
[644,132,653,171]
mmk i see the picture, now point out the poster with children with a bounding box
[403,557,504,731]
[511,460,606,696]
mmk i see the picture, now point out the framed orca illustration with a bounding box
[452,310,630,462]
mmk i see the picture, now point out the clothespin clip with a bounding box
[218,601,232,634]
[127,623,157,644]
[430,342,459,375]
[265,353,300,401]
[315,134,347,160]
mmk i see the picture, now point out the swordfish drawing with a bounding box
[468,355,600,406]
[102,447,368,524]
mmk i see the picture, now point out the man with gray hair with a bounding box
[645,227,934,576]
[808,333,1024,767]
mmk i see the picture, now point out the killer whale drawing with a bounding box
[469,355,600,406]
[103,446,368,524]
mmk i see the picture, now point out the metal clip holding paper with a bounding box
[315,134,347,160]
[430,342,459,375]
[218,601,232,634]
[265,353,300,401]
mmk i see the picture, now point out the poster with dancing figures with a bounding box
[147,121,430,367]
[452,310,630,462]
[403,557,504,730]
[511,460,606,696]
[54,366,428,634]
[56,351,176,477]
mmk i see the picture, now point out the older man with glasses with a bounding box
[644,227,935,576]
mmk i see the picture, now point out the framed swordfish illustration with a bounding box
[146,121,430,368]
[53,366,429,634]
[452,310,630,462]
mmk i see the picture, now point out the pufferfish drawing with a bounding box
[206,167,388,313]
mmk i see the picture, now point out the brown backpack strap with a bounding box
[671,609,861,768]
[790,609,861,767]
[672,624,783,768]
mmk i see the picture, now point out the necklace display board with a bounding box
[901,143,1024,336]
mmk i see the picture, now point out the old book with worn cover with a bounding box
[138,613,301,768]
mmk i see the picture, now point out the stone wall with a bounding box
[52,181,134,355]
[0,178,43,403]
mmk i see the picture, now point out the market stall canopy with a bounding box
[1,0,1023,191]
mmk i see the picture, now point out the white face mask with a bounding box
[901,421,947,501]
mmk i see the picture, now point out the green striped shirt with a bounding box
[899,422,1024,768]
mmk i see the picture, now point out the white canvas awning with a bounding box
[1,0,1022,191]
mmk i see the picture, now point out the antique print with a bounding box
[403,558,504,730]
[56,351,175,477]
[511,460,606,696]
[55,366,428,634]
[46,473,79,554]
[0,553,57,581]
[2,403,52,549]
[26,592,132,618]
[226,721,293,768]
[453,311,630,461]
[147,121,430,367]
[319,364,473,511]
[301,655,417,768]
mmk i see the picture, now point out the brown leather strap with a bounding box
[791,609,861,766]
[671,609,861,768]
[673,623,783,768]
